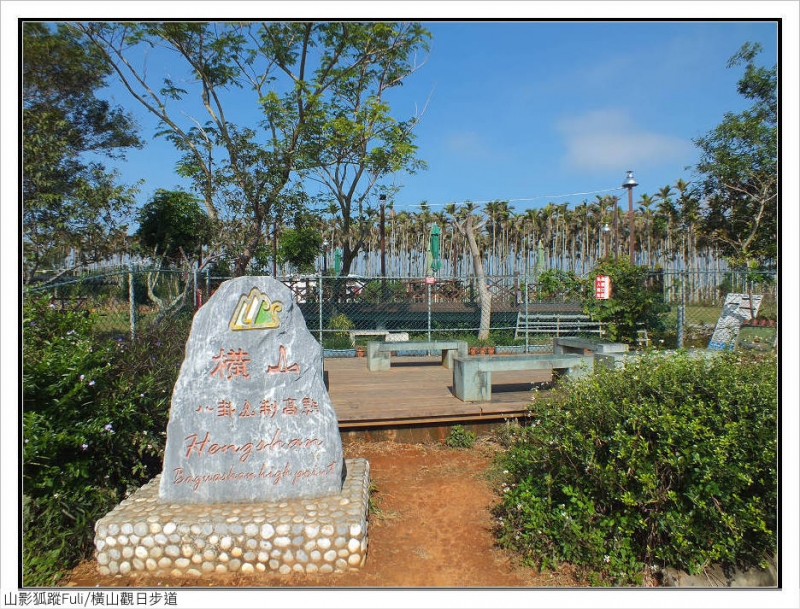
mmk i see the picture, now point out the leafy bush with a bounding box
[322,335,354,350]
[536,269,585,301]
[584,258,670,342]
[360,280,408,303]
[445,424,476,449]
[277,226,323,273]
[22,296,191,585]
[135,189,214,266]
[326,312,355,335]
[493,351,777,585]
[488,330,521,346]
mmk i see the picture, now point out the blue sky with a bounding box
[62,17,781,217]
[382,20,778,211]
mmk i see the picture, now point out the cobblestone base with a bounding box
[94,458,370,578]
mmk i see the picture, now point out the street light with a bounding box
[622,170,638,264]
[601,222,611,258]
[321,239,329,274]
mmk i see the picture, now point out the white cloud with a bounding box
[556,108,694,173]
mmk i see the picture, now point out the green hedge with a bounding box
[493,351,777,585]
[22,296,190,585]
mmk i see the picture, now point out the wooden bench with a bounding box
[514,312,604,339]
[452,353,592,402]
[367,340,468,371]
[553,337,628,355]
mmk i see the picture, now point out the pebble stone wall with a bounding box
[94,458,370,578]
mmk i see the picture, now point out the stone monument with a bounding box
[708,293,763,351]
[94,277,370,577]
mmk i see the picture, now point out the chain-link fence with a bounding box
[24,266,777,351]
[25,267,202,342]
[656,268,777,349]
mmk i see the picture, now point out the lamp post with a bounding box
[601,222,611,259]
[622,170,638,264]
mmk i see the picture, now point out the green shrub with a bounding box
[584,258,670,343]
[493,351,777,585]
[360,280,407,303]
[322,335,353,350]
[22,296,191,585]
[536,268,585,301]
[488,330,520,346]
[446,424,476,449]
[326,312,355,335]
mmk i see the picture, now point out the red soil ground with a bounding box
[64,440,581,589]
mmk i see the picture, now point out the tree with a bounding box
[133,189,214,317]
[454,204,492,341]
[304,22,430,277]
[77,21,430,277]
[584,258,669,343]
[22,23,142,283]
[693,42,777,267]
[277,211,324,274]
[135,189,213,267]
[636,193,656,266]
[537,268,584,301]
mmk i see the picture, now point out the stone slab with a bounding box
[95,458,370,578]
[553,336,629,355]
[594,349,724,371]
[367,340,467,371]
[452,354,592,402]
[159,276,344,504]
[384,332,410,342]
[708,293,763,351]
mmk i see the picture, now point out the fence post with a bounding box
[677,270,686,349]
[524,273,530,353]
[128,268,136,341]
[318,270,324,345]
[427,280,432,342]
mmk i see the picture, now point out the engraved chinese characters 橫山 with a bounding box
[158,276,344,504]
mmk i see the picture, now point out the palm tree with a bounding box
[443,203,459,276]
[571,201,590,275]
[430,209,448,274]
[518,207,540,276]
[654,185,677,267]
[594,194,617,260]
[538,203,556,269]
[674,179,701,296]
[508,211,527,276]
[637,192,657,267]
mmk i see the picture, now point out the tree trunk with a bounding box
[458,214,491,341]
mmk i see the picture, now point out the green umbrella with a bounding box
[429,224,442,273]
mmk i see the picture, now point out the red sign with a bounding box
[425,276,435,285]
[595,275,611,300]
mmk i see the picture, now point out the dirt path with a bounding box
[65,440,579,588]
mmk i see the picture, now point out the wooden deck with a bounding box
[324,355,552,440]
